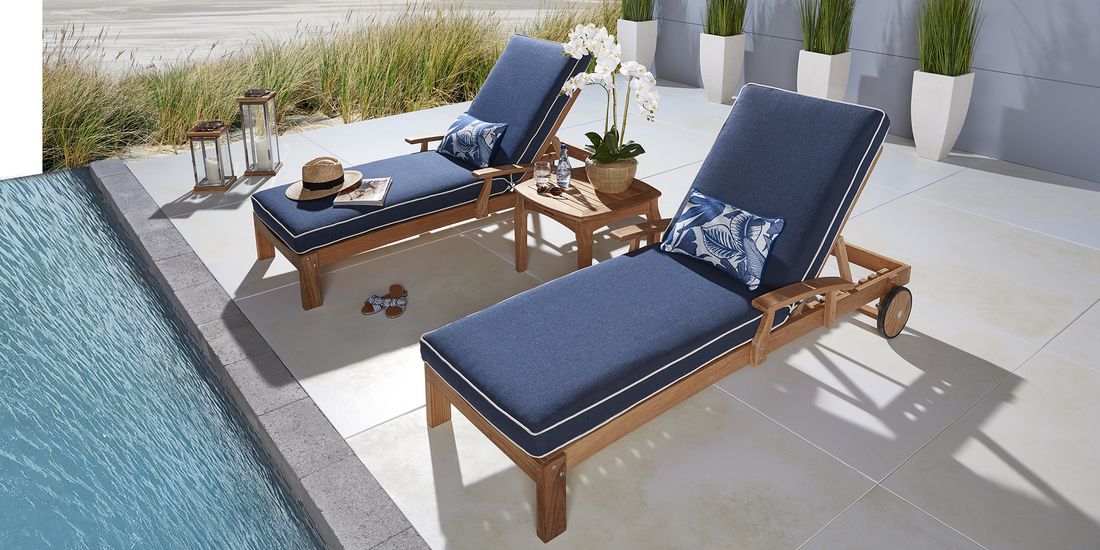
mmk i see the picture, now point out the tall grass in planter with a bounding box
[700,0,748,104]
[796,0,856,100]
[912,0,983,160]
[618,0,658,70]
[622,0,655,21]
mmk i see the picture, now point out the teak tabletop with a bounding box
[514,166,662,271]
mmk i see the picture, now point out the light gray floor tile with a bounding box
[884,351,1100,549]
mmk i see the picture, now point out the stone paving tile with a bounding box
[371,527,430,550]
[175,280,234,326]
[258,398,353,480]
[224,350,309,416]
[154,252,214,291]
[301,455,414,550]
[137,225,192,262]
[90,158,129,178]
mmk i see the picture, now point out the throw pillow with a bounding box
[660,188,785,290]
[437,113,508,169]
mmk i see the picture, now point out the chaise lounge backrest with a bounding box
[466,35,591,167]
[678,84,890,292]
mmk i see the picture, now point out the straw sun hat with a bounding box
[285,157,362,201]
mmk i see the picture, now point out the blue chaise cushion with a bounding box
[437,113,508,169]
[422,246,788,458]
[252,152,516,254]
[668,84,889,292]
[661,188,785,290]
[467,35,590,166]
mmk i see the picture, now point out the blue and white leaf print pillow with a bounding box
[660,188,785,290]
[437,113,508,169]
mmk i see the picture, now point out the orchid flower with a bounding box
[560,25,659,154]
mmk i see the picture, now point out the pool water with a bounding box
[0,169,321,548]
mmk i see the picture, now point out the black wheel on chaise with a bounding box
[877,286,912,339]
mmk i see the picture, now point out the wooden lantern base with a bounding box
[244,162,283,177]
[193,176,238,193]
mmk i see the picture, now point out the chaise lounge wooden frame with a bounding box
[253,93,580,310]
[423,146,914,542]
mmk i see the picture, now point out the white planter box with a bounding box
[796,50,851,100]
[911,70,975,161]
[699,33,745,105]
[617,19,658,70]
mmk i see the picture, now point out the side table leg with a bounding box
[515,196,528,272]
[576,225,594,269]
[645,200,663,246]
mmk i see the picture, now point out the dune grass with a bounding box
[42,2,619,171]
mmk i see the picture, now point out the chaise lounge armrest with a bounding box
[749,277,854,365]
[610,218,672,251]
[751,277,854,312]
[472,164,529,179]
[471,164,531,218]
[405,134,445,152]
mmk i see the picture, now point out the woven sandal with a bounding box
[362,284,408,318]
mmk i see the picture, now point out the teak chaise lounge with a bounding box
[420,84,913,542]
[251,35,590,309]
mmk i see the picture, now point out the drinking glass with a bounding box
[533,161,553,188]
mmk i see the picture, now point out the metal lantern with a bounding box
[237,89,282,176]
[187,120,236,193]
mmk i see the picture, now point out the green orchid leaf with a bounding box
[585,131,603,148]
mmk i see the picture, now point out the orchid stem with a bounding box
[620,77,631,148]
[604,86,610,134]
[611,72,618,136]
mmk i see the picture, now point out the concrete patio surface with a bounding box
[123,82,1100,549]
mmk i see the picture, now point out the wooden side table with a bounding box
[514,167,662,271]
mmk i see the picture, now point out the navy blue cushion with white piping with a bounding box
[422,246,789,458]
[437,113,508,169]
[668,84,889,292]
[467,35,590,166]
[252,152,515,255]
[421,84,890,458]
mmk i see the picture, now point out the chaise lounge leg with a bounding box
[425,364,452,428]
[255,217,275,260]
[298,253,323,310]
[536,453,567,542]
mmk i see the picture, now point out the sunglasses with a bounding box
[536,183,564,196]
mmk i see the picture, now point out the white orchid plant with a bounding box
[561,24,660,164]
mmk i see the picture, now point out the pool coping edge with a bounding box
[87,159,425,550]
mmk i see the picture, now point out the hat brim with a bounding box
[285,170,363,201]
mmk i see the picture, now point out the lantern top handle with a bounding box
[238,89,276,104]
[187,120,230,139]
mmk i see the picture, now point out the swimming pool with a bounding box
[0,169,321,548]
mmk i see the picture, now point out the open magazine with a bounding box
[334,177,392,206]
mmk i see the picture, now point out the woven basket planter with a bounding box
[585,157,638,194]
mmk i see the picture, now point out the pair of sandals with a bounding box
[362,284,408,319]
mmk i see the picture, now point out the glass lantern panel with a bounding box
[196,138,225,187]
[189,140,202,185]
[217,133,234,179]
[264,98,280,167]
[248,103,274,171]
[240,104,255,170]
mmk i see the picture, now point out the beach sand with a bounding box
[44,0,581,69]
